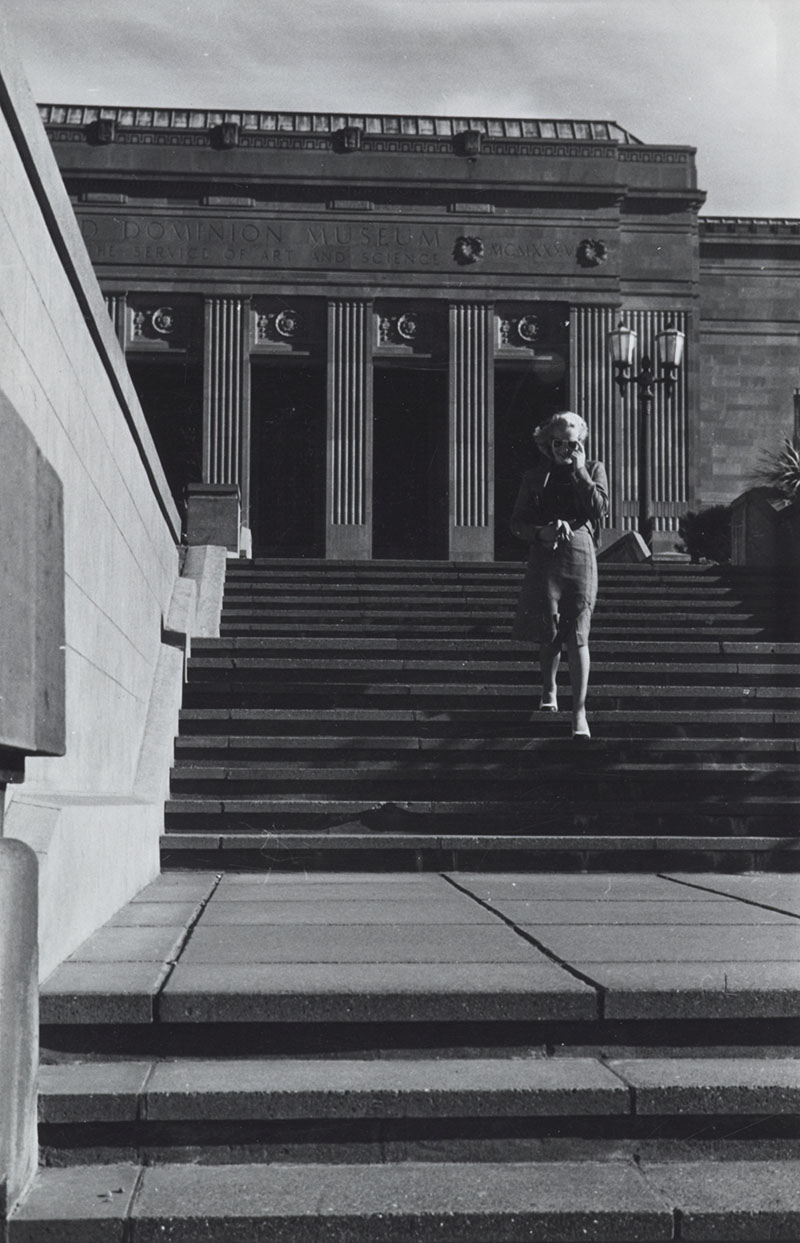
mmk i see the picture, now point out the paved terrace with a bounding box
[41,870,800,1027]
[24,870,800,1241]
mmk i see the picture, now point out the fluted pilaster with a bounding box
[449,303,493,560]
[571,306,689,532]
[103,293,126,347]
[326,300,372,558]
[203,296,251,519]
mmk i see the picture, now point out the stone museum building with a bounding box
[39,103,800,560]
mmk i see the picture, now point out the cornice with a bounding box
[38,103,643,146]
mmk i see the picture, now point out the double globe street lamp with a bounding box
[607,321,685,548]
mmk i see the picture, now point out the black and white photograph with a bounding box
[1,1,798,1238]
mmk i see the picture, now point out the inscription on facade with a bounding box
[78,213,615,275]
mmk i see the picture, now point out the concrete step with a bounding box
[176,707,800,737]
[162,795,800,838]
[36,1054,800,1165]
[13,1156,800,1242]
[173,734,800,764]
[160,832,799,872]
[184,656,800,684]
[179,682,796,711]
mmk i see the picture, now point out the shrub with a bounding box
[752,437,800,500]
[676,506,732,563]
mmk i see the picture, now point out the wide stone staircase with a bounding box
[11,558,800,1240]
[163,557,800,870]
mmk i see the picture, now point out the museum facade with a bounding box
[41,104,800,559]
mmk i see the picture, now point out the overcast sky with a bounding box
[6,0,799,217]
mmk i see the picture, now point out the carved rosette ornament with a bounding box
[256,308,305,344]
[517,314,541,344]
[453,236,484,266]
[132,306,177,339]
[378,311,424,346]
[576,238,608,268]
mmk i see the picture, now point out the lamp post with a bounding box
[607,320,685,548]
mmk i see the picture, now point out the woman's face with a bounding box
[550,429,582,465]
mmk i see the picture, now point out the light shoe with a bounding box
[538,694,558,712]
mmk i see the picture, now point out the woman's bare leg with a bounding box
[567,633,591,734]
[539,639,561,709]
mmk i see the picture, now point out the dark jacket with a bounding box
[510,459,609,545]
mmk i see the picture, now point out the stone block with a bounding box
[0,391,65,758]
[39,961,170,1024]
[65,924,188,964]
[198,899,499,925]
[642,1159,800,1240]
[160,962,597,1023]
[523,923,800,963]
[109,902,204,927]
[130,1159,672,1240]
[665,873,800,916]
[494,899,794,925]
[38,1062,153,1123]
[609,1057,800,1115]
[8,1162,140,1242]
[579,963,800,1020]
[176,923,541,964]
[186,484,240,552]
[597,529,651,563]
[145,1055,628,1121]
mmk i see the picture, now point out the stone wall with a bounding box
[697,222,800,508]
[0,18,183,978]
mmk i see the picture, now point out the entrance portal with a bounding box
[127,358,203,512]
[250,364,325,557]
[372,366,448,560]
[494,365,567,560]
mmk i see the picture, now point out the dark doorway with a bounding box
[372,366,448,560]
[250,364,325,557]
[127,358,203,512]
[494,364,568,560]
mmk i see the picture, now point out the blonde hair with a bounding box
[534,411,589,460]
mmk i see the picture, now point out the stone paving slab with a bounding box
[130,874,218,904]
[577,963,800,1019]
[451,874,711,902]
[63,924,189,964]
[666,873,800,916]
[129,1160,673,1241]
[8,1161,140,1243]
[641,1159,800,1240]
[211,878,454,902]
[489,899,798,925]
[38,1062,153,1123]
[609,1057,800,1115]
[197,900,500,925]
[523,924,800,963]
[108,901,205,927]
[177,924,540,964]
[160,963,596,1024]
[40,962,171,1024]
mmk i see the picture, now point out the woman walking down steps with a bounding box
[511,411,609,740]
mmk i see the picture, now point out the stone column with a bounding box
[326,300,373,559]
[570,304,623,528]
[449,303,494,561]
[203,296,252,531]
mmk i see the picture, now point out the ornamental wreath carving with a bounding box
[453,236,484,265]
[576,238,608,268]
[256,308,305,343]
